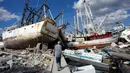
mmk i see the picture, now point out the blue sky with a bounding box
[0,0,76,31]
[0,0,130,33]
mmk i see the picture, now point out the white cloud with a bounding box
[0,28,3,31]
[0,7,20,21]
[73,0,84,9]
[0,0,3,2]
[73,0,130,26]
[73,0,130,15]
[95,9,130,25]
[0,28,3,34]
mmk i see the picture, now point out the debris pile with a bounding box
[0,49,53,73]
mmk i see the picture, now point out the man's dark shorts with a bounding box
[56,57,61,63]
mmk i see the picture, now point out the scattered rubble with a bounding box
[0,48,54,73]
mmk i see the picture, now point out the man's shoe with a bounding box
[58,68,60,71]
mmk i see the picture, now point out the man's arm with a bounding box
[60,46,63,56]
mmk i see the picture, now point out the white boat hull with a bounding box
[68,36,118,49]
[2,19,58,49]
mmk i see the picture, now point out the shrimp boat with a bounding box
[2,0,58,49]
[66,0,124,49]
[66,32,119,49]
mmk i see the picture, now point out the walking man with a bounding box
[54,41,62,71]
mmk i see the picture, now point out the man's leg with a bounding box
[59,57,62,68]
[56,57,60,71]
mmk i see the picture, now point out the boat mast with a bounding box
[21,0,52,26]
[83,0,96,33]
[21,0,29,26]
[44,0,47,18]
[76,9,80,34]
[62,10,64,25]
[79,9,86,34]
[84,11,89,33]
[74,15,77,34]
